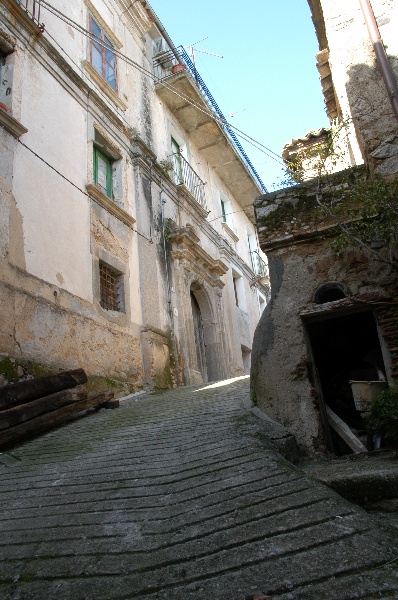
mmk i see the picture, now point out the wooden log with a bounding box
[0,388,88,431]
[0,369,88,410]
[0,390,114,448]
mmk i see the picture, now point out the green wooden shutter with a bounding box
[94,147,112,198]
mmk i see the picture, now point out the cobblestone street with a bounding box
[1,376,397,599]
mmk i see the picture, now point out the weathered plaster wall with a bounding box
[0,0,267,392]
[0,271,143,381]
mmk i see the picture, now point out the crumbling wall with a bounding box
[251,176,397,454]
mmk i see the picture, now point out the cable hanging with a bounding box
[17,139,153,243]
[38,0,286,172]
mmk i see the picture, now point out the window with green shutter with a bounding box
[93,147,112,198]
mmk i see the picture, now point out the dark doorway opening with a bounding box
[306,310,386,455]
[190,292,208,383]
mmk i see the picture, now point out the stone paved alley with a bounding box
[0,377,397,599]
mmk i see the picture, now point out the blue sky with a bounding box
[149,0,329,191]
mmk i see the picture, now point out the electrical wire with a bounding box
[38,0,285,167]
[17,139,153,243]
[206,210,246,224]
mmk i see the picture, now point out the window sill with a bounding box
[222,221,239,242]
[82,61,127,111]
[86,184,136,228]
[0,108,28,138]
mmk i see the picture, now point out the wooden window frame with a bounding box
[89,14,117,92]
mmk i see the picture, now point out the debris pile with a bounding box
[0,369,115,448]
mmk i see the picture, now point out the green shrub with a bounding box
[365,384,398,455]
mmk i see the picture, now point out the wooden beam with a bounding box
[0,391,114,449]
[0,388,88,431]
[0,369,88,410]
[326,405,367,453]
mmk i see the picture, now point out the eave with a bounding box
[307,0,327,51]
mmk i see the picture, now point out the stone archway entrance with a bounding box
[190,281,222,383]
[190,292,208,382]
[168,224,229,385]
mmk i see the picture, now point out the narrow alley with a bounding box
[0,377,397,599]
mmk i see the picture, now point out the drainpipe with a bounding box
[138,0,182,65]
[358,0,398,124]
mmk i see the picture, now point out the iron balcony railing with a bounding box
[153,49,179,80]
[14,0,43,26]
[153,47,267,194]
[250,251,268,277]
[170,153,207,211]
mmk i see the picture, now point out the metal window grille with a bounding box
[99,263,122,311]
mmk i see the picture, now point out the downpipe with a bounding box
[359,0,398,124]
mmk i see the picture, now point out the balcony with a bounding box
[250,251,268,277]
[14,0,43,26]
[153,47,267,223]
[170,153,207,211]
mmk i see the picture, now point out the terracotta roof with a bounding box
[284,127,331,151]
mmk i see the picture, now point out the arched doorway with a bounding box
[190,292,208,382]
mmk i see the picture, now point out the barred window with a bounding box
[99,262,124,311]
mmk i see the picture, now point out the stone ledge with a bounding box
[0,108,28,138]
[222,221,239,242]
[86,184,136,228]
[301,452,398,505]
[82,61,127,111]
[244,398,300,464]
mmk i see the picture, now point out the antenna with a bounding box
[183,37,223,66]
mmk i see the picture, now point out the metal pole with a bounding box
[358,0,398,123]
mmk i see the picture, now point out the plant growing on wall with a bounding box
[283,119,398,268]
[158,158,174,179]
[328,175,398,265]
[365,384,398,456]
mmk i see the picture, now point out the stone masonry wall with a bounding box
[310,0,398,177]
[251,174,397,454]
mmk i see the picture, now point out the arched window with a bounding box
[314,282,348,304]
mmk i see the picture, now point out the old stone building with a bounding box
[0,0,269,392]
[251,0,398,455]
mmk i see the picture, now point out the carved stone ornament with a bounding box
[169,224,228,289]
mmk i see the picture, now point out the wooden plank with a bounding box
[0,391,114,449]
[0,388,88,431]
[0,369,88,410]
[326,405,367,453]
